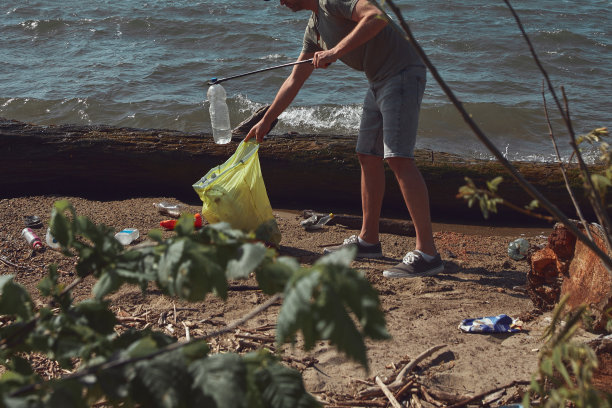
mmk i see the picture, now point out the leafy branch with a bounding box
[0,201,389,407]
[457,176,554,222]
[523,296,612,408]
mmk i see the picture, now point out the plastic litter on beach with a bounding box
[153,202,183,218]
[507,238,529,260]
[115,228,140,245]
[300,213,333,230]
[21,227,43,250]
[23,215,43,228]
[459,314,523,333]
[160,213,203,231]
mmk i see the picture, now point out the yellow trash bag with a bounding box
[192,140,281,246]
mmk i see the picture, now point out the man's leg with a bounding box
[386,156,436,256]
[358,153,385,244]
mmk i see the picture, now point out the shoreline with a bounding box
[0,193,558,405]
[1,117,602,225]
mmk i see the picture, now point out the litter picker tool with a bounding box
[207,58,314,85]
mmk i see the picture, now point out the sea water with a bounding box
[0,0,609,162]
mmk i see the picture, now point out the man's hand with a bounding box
[244,119,271,143]
[312,50,336,69]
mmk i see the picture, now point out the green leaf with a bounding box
[276,272,320,349]
[256,257,299,295]
[72,299,117,335]
[0,275,34,320]
[245,354,320,408]
[591,173,612,195]
[175,213,195,236]
[8,356,35,377]
[189,353,247,408]
[316,287,368,367]
[126,337,159,359]
[479,198,489,219]
[147,228,163,243]
[92,272,121,300]
[129,349,194,408]
[313,246,355,267]
[50,200,76,248]
[181,340,209,361]
[46,380,89,408]
[157,239,188,297]
[226,243,267,279]
[486,176,503,192]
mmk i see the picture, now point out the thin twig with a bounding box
[375,376,402,408]
[560,86,612,250]
[542,82,594,241]
[394,344,446,386]
[59,277,83,298]
[445,379,531,408]
[359,344,446,398]
[0,255,25,269]
[394,378,416,400]
[420,385,443,407]
[331,401,386,407]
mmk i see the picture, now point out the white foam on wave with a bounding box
[232,94,361,133]
[278,104,361,133]
[259,54,285,61]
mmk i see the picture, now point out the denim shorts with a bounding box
[356,66,426,159]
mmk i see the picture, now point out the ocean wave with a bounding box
[19,18,68,33]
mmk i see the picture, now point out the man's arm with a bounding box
[312,0,387,69]
[244,53,314,143]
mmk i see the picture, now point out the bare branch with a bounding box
[542,83,594,241]
[375,376,402,408]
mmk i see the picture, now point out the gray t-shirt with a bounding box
[302,0,424,82]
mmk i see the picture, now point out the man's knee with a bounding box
[358,152,383,167]
[386,156,416,173]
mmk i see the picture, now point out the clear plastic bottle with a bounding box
[153,202,182,218]
[115,228,140,245]
[46,227,60,250]
[21,228,43,250]
[207,83,232,144]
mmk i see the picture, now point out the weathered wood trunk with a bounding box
[561,223,612,331]
[0,117,605,223]
[528,222,612,330]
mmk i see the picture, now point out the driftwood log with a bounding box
[0,117,604,223]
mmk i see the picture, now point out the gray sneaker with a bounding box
[383,251,444,278]
[323,235,383,259]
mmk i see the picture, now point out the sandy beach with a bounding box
[3,193,597,406]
